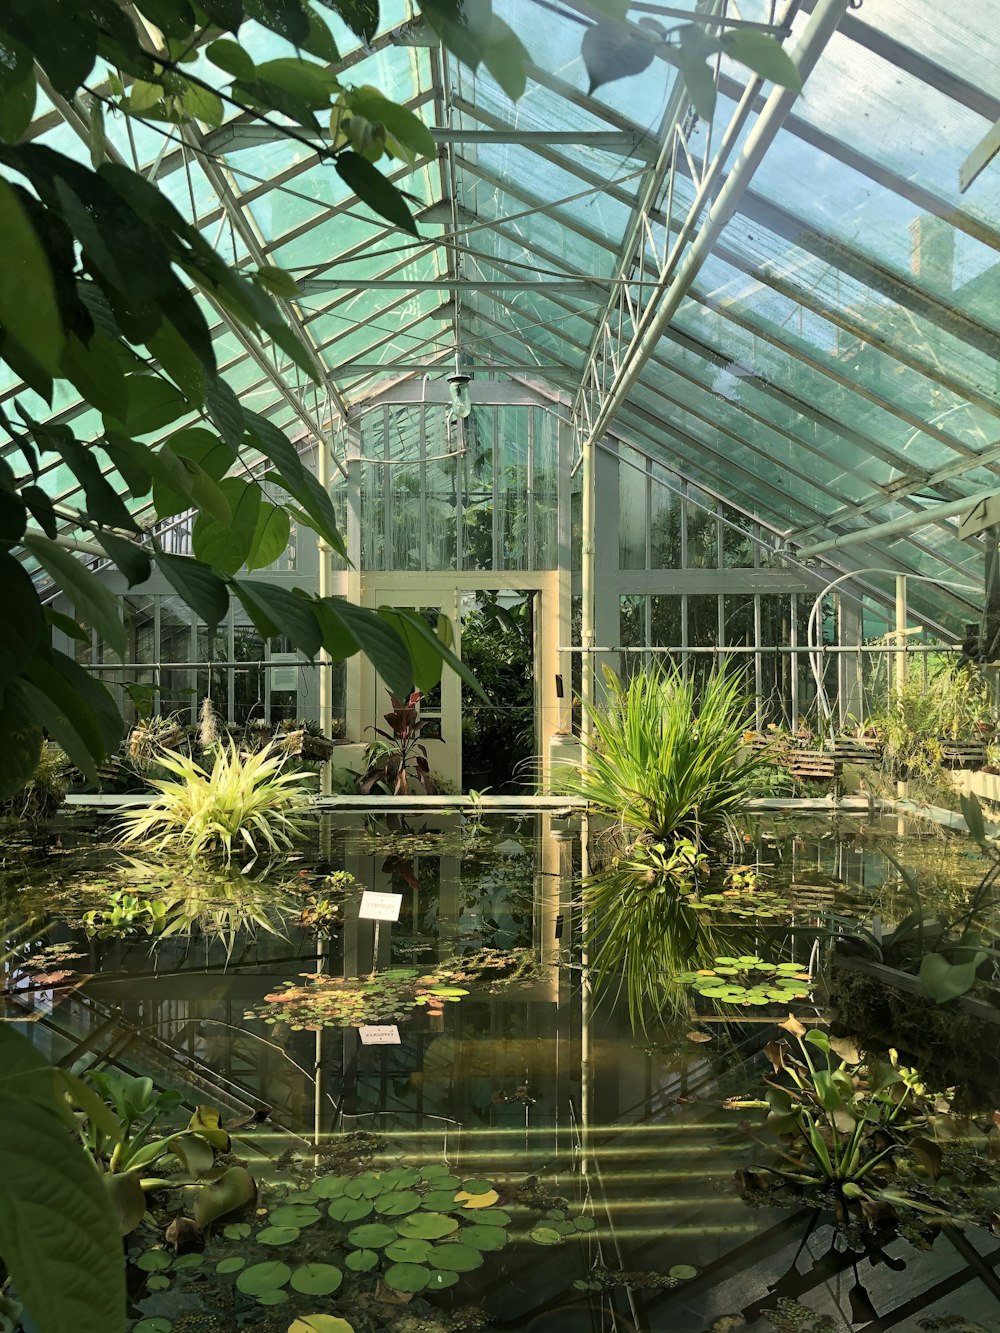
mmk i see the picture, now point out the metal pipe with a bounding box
[579,0,849,450]
[795,488,1000,558]
[555,643,965,655]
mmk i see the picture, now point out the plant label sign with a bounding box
[359,1025,401,1045]
[359,891,403,922]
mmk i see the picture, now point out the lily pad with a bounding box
[345,1248,379,1272]
[172,1254,204,1271]
[257,1225,300,1246]
[426,1268,459,1291]
[574,1216,596,1232]
[460,1178,492,1195]
[432,1242,484,1272]
[256,1289,289,1306]
[268,1204,322,1227]
[134,1321,172,1333]
[385,1238,435,1263]
[313,1175,350,1198]
[384,1262,430,1293]
[394,1211,459,1240]
[347,1222,398,1249]
[376,1189,421,1216]
[420,1189,465,1212]
[137,1251,172,1272]
[290,1263,343,1295]
[146,1275,171,1291]
[455,1188,500,1208]
[236,1261,292,1296]
[379,1167,421,1190]
[327,1196,373,1223]
[223,1222,251,1239]
[346,1173,382,1200]
[472,1208,510,1227]
[669,1264,698,1280]
[529,1226,563,1246]
[461,1226,508,1251]
[216,1257,246,1274]
[289,1319,356,1333]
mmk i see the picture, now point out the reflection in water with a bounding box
[3,811,1000,1329]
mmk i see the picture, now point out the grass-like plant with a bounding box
[556,665,774,846]
[118,741,315,864]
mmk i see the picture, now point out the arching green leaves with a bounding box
[247,501,291,571]
[192,478,262,575]
[0,552,43,691]
[582,21,654,96]
[156,552,230,631]
[0,179,63,375]
[23,534,126,658]
[335,152,418,234]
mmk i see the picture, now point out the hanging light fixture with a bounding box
[447,371,472,418]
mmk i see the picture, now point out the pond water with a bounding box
[4,808,1000,1332]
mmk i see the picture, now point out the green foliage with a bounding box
[751,1020,953,1220]
[676,955,812,1007]
[0,1027,127,1333]
[556,665,774,846]
[868,660,993,782]
[246,963,474,1028]
[460,592,534,789]
[117,741,315,862]
[0,741,71,821]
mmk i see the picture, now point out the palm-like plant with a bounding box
[118,742,315,863]
[557,665,773,846]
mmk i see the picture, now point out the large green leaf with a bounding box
[60,331,129,420]
[0,179,63,375]
[580,20,654,95]
[348,89,436,161]
[723,29,801,89]
[264,468,346,559]
[378,607,487,702]
[0,680,43,799]
[0,1027,127,1333]
[96,531,151,588]
[0,550,44,691]
[246,500,291,571]
[919,951,986,1005]
[232,580,322,657]
[335,151,418,234]
[0,35,36,143]
[156,552,230,630]
[191,477,261,575]
[326,600,412,698]
[23,534,126,659]
[106,374,190,437]
[151,428,233,523]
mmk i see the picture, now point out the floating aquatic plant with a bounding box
[676,956,812,1007]
[245,966,472,1030]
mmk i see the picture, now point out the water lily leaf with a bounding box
[669,1264,698,1280]
[573,1216,596,1232]
[376,1189,421,1216]
[347,1222,397,1249]
[384,1238,435,1263]
[257,1290,289,1305]
[426,1268,459,1290]
[327,1196,373,1223]
[223,1223,252,1240]
[312,1175,350,1198]
[529,1226,563,1246]
[268,1205,321,1228]
[146,1275,171,1291]
[470,1208,510,1227]
[290,1263,343,1295]
[216,1257,246,1274]
[419,1190,465,1212]
[460,1226,508,1251]
[379,1167,421,1190]
[236,1261,292,1295]
[344,1248,379,1272]
[288,1317,356,1333]
[137,1250,172,1272]
[432,1242,484,1272]
[460,1178,492,1195]
[134,1321,172,1333]
[455,1188,499,1209]
[172,1254,203,1271]
[257,1226,300,1246]
[383,1262,429,1293]
[395,1210,459,1239]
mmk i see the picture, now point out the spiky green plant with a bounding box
[117,742,315,864]
[557,665,774,845]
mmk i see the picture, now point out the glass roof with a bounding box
[6,0,999,634]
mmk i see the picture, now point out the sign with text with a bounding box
[359,891,403,922]
[359,1025,401,1046]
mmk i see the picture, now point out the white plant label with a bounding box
[359,1025,401,1045]
[359,891,403,922]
